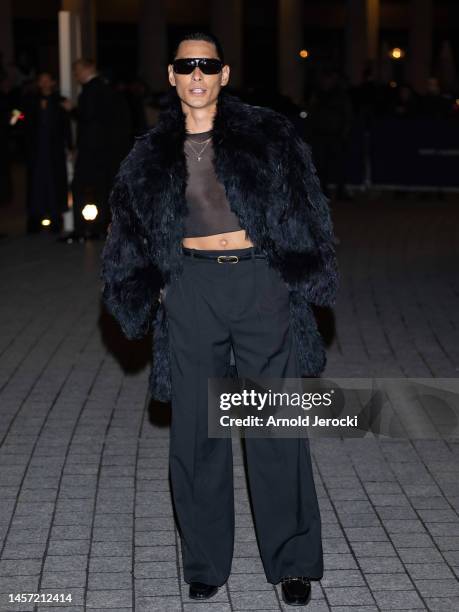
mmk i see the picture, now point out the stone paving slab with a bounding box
[1,198,459,610]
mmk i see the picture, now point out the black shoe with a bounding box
[281,576,311,606]
[189,581,218,600]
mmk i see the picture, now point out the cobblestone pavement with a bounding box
[1,197,459,611]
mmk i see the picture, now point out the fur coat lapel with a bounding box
[123,87,309,281]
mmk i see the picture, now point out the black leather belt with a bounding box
[183,250,266,263]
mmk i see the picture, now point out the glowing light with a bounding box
[41,218,51,226]
[389,81,397,88]
[82,204,98,221]
[299,49,309,58]
[390,47,405,60]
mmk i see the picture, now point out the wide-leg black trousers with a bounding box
[163,246,324,586]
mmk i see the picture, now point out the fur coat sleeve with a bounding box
[266,115,339,308]
[100,173,161,340]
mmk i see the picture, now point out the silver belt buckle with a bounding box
[217,255,239,264]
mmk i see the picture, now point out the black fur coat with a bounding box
[100,87,339,402]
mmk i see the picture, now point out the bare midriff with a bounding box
[182,229,254,250]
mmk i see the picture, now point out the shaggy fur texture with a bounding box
[100,88,339,402]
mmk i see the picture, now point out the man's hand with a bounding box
[61,98,73,112]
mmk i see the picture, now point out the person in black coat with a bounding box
[23,72,72,234]
[0,75,12,210]
[307,70,353,201]
[101,32,339,605]
[72,59,131,238]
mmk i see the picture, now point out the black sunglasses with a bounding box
[173,58,223,75]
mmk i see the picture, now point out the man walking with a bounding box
[72,59,131,239]
[23,72,72,234]
[101,32,338,606]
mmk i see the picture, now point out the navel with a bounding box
[219,238,228,247]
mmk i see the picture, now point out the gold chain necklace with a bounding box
[187,135,212,145]
[185,138,211,162]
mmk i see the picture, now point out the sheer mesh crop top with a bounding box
[183,129,243,238]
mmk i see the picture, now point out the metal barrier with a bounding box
[321,117,459,192]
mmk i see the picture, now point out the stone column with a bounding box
[210,0,243,90]
[408,0,432,94]
[346,0,380,85]
[62,0,96,60]
[0,0,14,71]
[379,40,393,84]
[278,0,304,105]
[138,0,168,92]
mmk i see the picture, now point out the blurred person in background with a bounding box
[126,78,149,137]
[351,65,388,124]
[71,58,131,240]
[307,69,353,201]
[419,77,451,119]
[23,72,72,234]
[0,74,12,210]
[144,90,163,127]
[389,84,421,118]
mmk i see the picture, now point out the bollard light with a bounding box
[82,204,98,222]
[390,48,405,60]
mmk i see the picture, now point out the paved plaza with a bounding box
[0,195,459,611]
